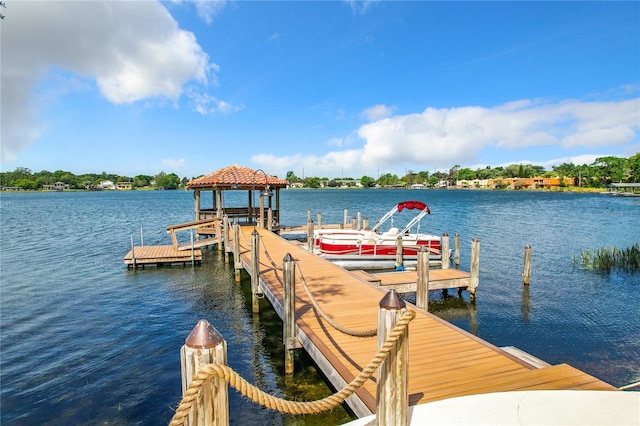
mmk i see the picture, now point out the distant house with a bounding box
[100,180,116,190]
[289,181,304,188]
[117,181,132,190]
[42,182,69,191]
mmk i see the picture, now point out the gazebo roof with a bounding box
[186,164,289,190]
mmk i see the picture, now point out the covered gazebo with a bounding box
[186,164,289,229]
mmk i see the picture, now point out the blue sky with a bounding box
[1,1,638,179]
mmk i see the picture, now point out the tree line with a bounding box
[286,154,640,188]
[1,153,638,191]
[0,168,186,190]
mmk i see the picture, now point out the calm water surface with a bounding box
[1,189,638,424]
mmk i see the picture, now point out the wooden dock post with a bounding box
[377,290,409,426]
[454,233,460,268]
[233,223,241,283]
[363,217,369,230]
[317,212,322,229]
[283,253,298,375]
[357,210,362,230]
[343,209,348,226]
[130,235,137,269]
[267,208,273,231]
[523,244,532,285]
[191,229,195,267]
[307,209,312,223]
[140,226,144,246]
[223,217,229,263]
[441,232,450,269]
[469,237,480,299]
[416,247,430,311]
[307,219,314,252]
[216,219,223,252]
[251,229,261,313]
[351,216,357,230]
[395,235,404,270]
[180,319,229,425]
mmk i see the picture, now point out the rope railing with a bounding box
[297,266,378,338]
[169,310,416,425]
[259,236,284,271]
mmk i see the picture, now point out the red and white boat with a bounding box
[313,200,442,270]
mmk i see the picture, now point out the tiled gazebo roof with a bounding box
[186,164,289,190]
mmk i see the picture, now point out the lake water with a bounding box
[1,189,638,424]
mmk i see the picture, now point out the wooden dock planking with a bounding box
[352,268,473,293]
[123,245,202,267]
[234,226,617,417]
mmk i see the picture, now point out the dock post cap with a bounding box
[252,229,259,236]
[443,231,449,236]
[185,319,223,349]
[380,289,406,310]
[283,253,294,262]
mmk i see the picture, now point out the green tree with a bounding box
[286,170,300,182]
[360,176,376,187]
[14,178,38,190]
[305,177,321,188]
[626,152,640,182]
[591,156,627,186]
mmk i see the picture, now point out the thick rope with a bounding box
[259,237,284,271]
[297,267,378,338]
[169,310,416,425]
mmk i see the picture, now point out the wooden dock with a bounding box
[350,268,472,293]
[233,225,616,417]
[123,245,202,268]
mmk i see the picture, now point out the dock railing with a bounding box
[171,295,415,426]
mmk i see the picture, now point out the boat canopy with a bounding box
[372,200,431,234]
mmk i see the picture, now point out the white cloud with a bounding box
[0,1,222,163]
[361,104,396,121]
[253,97,639,177]
[162,158,187,169]
[344,0,379,15]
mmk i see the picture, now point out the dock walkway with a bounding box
[234,226,616,417]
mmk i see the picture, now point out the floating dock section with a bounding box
[123,245,202,268]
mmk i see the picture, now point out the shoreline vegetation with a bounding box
[1,153,638,192]
[574,243,640,272]
[0,185,615,194]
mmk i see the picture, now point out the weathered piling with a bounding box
[283,253,298,375]
[180,319,228,425]
[251,229,261,313]
[216,219,223,252]
[441,232,450,269]
[317,212,322,229]
[307,219,314,252]
[190,229,195,267]
[233,222,241,283]
[416,247,430,311]
[343,209,348,226]
[223,216,229,263]
[307,209,312,223]
[395,235,404,270]
[523,244,532,285]
[454,233,460,268]
[267,208,273,231]
[377,290,409,426]
[363,217,369,230]
[357,210,362,230]
[469,237,480,299]
[130,235,136,268]
[351,216,357,230]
